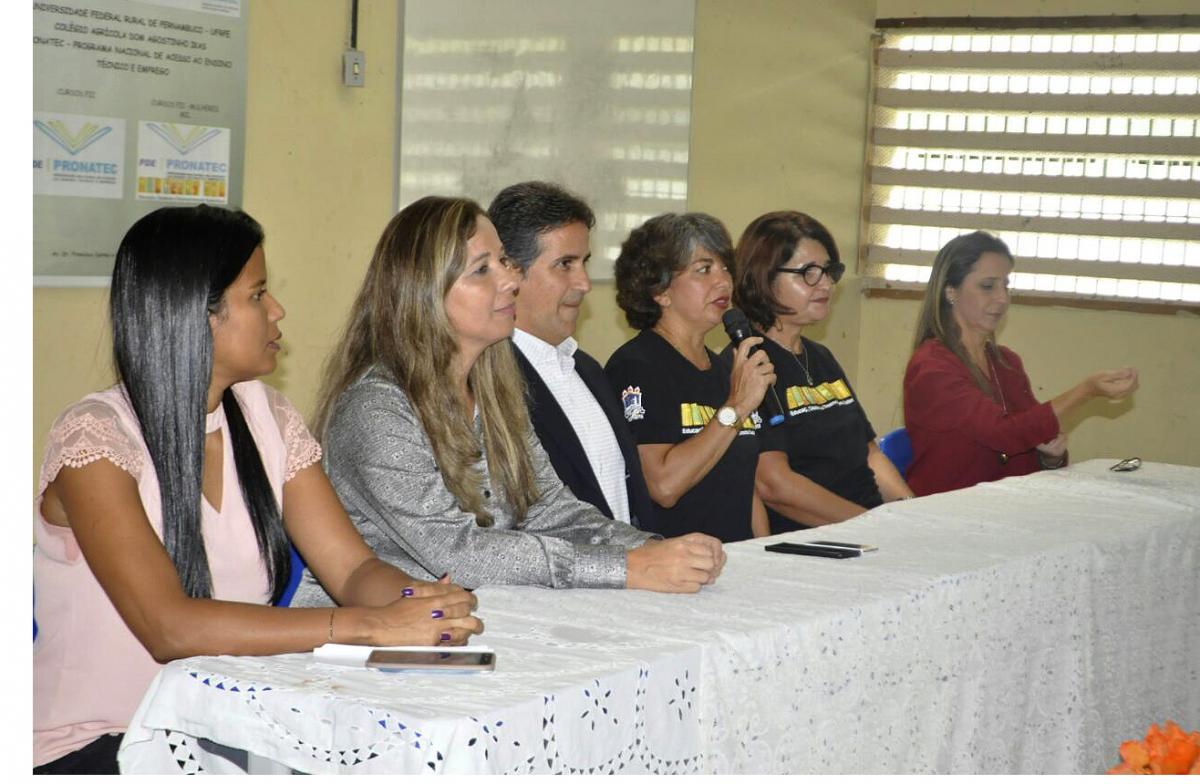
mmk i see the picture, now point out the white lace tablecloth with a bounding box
[119,459,1200,774]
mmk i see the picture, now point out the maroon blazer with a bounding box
[903,339,1060,496]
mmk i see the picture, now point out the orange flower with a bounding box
[1108,721,1200,775]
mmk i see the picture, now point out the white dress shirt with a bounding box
[513,328,631,524]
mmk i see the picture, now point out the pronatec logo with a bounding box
[33,119,112,156]
[145,122,221,155]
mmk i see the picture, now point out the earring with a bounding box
[946,295,957,306]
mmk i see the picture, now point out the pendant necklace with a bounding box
[790,337,814,386]
[985,347,1010,465]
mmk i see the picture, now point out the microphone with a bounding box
[722,308,786,427]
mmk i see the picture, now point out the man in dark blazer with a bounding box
[489,182,656,530]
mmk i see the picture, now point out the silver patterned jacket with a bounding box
[291,365,656,606]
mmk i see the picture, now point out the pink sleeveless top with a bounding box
[32,380,321,766]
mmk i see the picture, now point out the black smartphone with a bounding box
[764,542,860,559]
[806,540,878,553]
[365,650,496,672]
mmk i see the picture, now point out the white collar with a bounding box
[513,328,577,367]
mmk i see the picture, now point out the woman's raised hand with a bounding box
[364,580,482,647]
[1087,367,1139,400]
[726,336,776,420]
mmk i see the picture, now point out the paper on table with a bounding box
[312,643,495,668]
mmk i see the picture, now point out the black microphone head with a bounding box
[722,307,752,344]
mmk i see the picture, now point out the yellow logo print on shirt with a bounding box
[785,379,853,411]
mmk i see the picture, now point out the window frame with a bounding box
[859,15,1200,313]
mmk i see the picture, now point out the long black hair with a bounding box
[110,204,290,602]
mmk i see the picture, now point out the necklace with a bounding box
[792,340,814,386]
[768,332,814,386]
[985,348,1010,465]
[774,334,815,387]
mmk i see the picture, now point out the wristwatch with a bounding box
[716,406,739,428]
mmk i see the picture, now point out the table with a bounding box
[119,460,1200,774]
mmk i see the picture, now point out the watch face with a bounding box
[717,406,737,426]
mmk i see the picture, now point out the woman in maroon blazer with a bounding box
[903,231,1139,496]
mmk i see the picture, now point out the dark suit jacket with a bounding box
[514,345,656,530]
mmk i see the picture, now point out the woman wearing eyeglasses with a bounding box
[727,211,913,532]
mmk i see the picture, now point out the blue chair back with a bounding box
[275,545,306,607]
[878,427,913,477]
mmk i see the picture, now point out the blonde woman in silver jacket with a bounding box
[291,196,726,604]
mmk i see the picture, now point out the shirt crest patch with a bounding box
[621,386,645,422]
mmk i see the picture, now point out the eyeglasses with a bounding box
[1109,456,1142,472]
[775,261,845,286]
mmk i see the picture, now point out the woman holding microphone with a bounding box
[605,213,776,543]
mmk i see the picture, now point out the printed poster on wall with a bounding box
[136,121,230,202]
[33,0,246,285]
[33,111,127,199]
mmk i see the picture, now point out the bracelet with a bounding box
[327,608,336,642]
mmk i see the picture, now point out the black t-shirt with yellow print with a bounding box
[719,335,882,533]
[604,329,760,543]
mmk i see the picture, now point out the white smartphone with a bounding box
[805,540,878,553]
[365,650,496,673]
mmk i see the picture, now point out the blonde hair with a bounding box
[316,196,538,525]
[911,230,1014,395]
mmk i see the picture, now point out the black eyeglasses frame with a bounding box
[774,260,845,286]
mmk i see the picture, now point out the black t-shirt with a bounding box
[720,335,881,533]
[604,330,759,543]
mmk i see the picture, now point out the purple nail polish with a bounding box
[440,632,451,641]
[401,587,415,597]
[431,609,444,619]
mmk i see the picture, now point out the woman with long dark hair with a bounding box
[289,195,724,605]
[729,211,913,532]
[33,205,481,774]
[904,230,1139,495]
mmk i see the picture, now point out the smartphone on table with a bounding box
[805,540,878,553]
[764,542,861,559]
[365,649,496,673]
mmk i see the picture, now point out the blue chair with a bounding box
[274,545,307,607]
[878,427,913,477]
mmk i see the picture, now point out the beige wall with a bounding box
[32,0,1200,489]
[684,0,1200,467]
[32,0,403,487]
[866,0,1200,467]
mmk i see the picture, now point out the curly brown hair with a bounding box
[614,212,734,329]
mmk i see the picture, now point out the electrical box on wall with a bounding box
[343,49,365,87]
